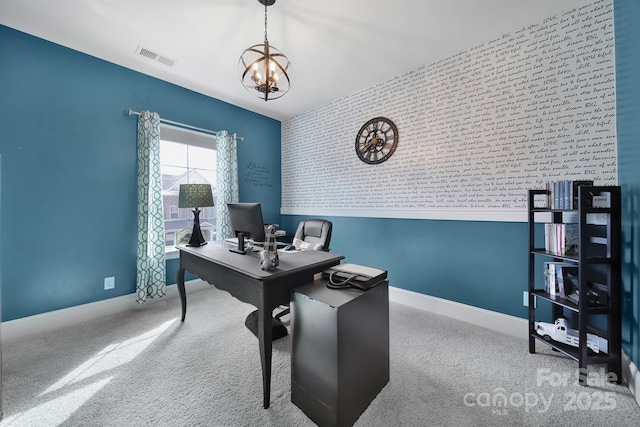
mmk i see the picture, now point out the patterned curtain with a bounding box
[136,111,166,303]
[215,131,239,240]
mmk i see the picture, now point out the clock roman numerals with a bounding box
[355,117,399,165]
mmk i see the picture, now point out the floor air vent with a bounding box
[136,46,176,67]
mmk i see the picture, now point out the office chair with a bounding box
[291,219,333,251]
[245,219,333,339]
[273,219,333,323]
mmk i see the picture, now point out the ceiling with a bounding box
[1,0,589,121]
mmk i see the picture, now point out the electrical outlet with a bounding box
[523,291,536,308]
[104,276,115,290]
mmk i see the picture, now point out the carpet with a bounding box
[1,282,638,426]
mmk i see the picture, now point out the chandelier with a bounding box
[238,0,291,101]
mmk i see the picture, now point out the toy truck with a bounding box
[534,318,607,354]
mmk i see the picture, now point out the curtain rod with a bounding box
[127,109,243,141]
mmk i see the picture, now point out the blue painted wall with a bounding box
[281,215,530,317]
[0,26,281,320]
[614,0,640,370]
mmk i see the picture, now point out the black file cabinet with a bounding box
[291,280,389,427]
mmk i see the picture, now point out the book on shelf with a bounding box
[546,182,554,209]
[544,262,578,298]
[544,223,579,256]
[544,262,560,296]
[544,262,560,295]
[558,265,579,299]
[560,224,579,255]
[545,180,593,209]
[544,223,555,253]
[547,181,561,209]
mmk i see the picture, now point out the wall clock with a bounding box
[355,117,399,164]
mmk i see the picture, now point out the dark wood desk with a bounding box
[176,243,344,408]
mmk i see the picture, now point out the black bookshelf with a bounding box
[527,185,622,385]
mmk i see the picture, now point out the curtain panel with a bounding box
[215,131,239,240]
[136,111,166,303]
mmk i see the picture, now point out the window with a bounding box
[160,124,217,248]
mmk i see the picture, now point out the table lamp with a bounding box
[178,183,214,246]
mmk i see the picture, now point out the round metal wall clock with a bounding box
[355,117,399,164]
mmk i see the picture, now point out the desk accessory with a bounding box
[260,225,279,270]
[323,263,387,290]
[229,232,247,254]
[178,184,214,247]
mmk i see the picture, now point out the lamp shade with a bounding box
[178,184,214,208]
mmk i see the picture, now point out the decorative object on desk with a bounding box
[238,0,291,101]
[260,224,279,271]
[355,117,398,164]
[178,184,214,247]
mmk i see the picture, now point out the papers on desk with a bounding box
[277,248,301,253]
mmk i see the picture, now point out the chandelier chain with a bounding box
[264,2,268,42]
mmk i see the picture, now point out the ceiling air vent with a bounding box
[135,46,176,67]
[156,55,176,67]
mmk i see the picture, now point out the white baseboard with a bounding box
[388,286,529,339]
[388,286,640,409]
[2,282,638,408]
[1,280,212,342]
[623,352,640,406]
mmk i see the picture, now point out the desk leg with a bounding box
[177,267,187,322]
[257,304,272,409]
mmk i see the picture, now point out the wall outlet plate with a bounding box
[523,291,536,308]
[104,276,115,290]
